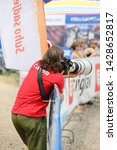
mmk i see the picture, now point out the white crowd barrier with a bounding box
[61,56,100,127]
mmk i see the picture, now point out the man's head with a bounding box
[89,39,98,49]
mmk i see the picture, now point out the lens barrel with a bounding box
[69,59,92,75]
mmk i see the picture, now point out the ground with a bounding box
[0,73,100,150]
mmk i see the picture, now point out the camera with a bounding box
[61,57,92,75]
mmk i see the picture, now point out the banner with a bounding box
[0,0,47,71]
[49,84,62,150]
[66,14,100,24]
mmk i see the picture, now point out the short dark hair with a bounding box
[89,39,97,45]
[40,45,64,73]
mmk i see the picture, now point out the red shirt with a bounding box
[12,61,64,117]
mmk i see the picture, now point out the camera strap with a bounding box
[37,66,54,101]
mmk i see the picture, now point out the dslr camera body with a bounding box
[61,57,92,75]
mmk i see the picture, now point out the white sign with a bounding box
[45,15,65,26]
[0,0,47,71]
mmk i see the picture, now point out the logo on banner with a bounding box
[95,64,100,92]
[66,14,100,24]
[68,78,74,105]
[12,0,25,54]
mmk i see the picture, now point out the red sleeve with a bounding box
[56,75,64,94]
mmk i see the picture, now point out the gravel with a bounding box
[62,99,100,150]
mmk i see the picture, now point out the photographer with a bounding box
[11,45,79,150]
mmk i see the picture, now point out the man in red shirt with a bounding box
[11,45,78,150]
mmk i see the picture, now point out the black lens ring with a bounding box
[71,62,80,73]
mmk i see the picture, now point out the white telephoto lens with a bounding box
[70,59,92,75]
[76,59,92,75]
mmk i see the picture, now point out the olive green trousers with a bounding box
[12,114,47,150]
